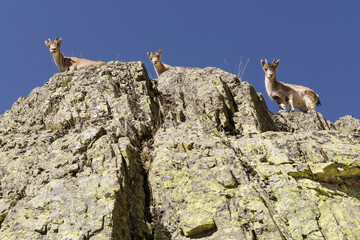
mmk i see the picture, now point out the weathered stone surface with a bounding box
[0,61,155,239]
[271,111,335,132]
[149,67,360,239]
[334,115,360,135]
[1,63,360,239]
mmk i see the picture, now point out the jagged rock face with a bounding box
[150,68,360,239]
[0,61,157,239]
[0,62,360,239]
[334,115,360,135]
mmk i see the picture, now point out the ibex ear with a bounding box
[147,52,150,57]
[158,49,162,54]
[260,59,265,67]
[274,59,280,69]
[45,40,48,47]
[58,38,62,44]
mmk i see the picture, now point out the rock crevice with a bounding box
[1,62,360,239]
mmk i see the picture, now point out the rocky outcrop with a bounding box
[0,62,359,239]
[150,68,360,239]
[0,62,156,239]
[334,115,360,135]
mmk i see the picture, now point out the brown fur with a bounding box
[260,59,321,113]
[45,37,104,72]
[147,49,172,77]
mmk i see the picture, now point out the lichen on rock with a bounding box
[1,62,360,239]
[0,61,154,239]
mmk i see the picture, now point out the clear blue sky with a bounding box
[1,1,359,122]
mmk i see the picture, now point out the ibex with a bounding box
[147,49,172,77]
[260,59,321,113]
[45,37,104,72]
